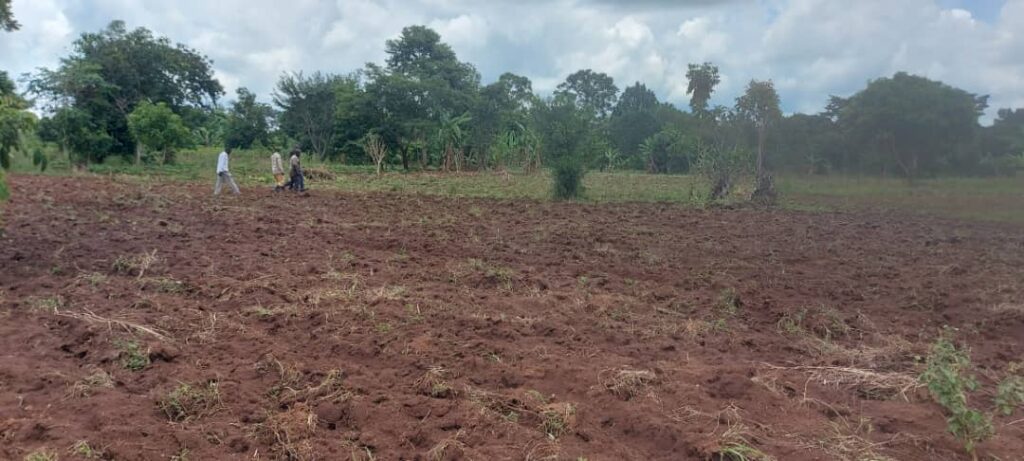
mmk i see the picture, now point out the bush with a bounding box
[552,163,585,200]
[693,142,753,200]
[920,334,994,459]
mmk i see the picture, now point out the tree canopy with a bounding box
[29,21,222,161]
[555,69,619,119]
[127,101,192,164]
[837,72,987,178]
[8,20,1021,182]
[0,0,17,32]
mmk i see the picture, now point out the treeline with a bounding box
[8,20,1024,182]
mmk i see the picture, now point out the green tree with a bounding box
[555,69,619,119]
[274,71,352,160]
[225,87,274,150]
[686,62,721,117]
[37,108,112,166]
[1,0,17,32]
[735,79,782,201]
[773,114,839,174]
[1,70,36,202]
[838,72,986,178]
[976,108,1024,175]
[473,73,536,169]
[365,25,480,169]
[127,101,192,164]
[533,97,594,200]
[609,82,662,167]
[29,21,222,162]
[640,129,692,174]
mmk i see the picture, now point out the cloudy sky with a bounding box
[2,0,1023,121]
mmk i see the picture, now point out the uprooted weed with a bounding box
[800,416,898,461]
[68,368,115,398]
[426,430,467,461]
[255,403,319,461]
[69,440,106,459]
[158,381,221,422]
[539,402,577,439]
[28,295,66,313]
[23,449,59,461]
[711,423,774,461]
[258,357,351,406]
[138,276,189,294]
[760,364,923,402]
[111,249,160,278]
[599,368,658,400]
[415,366,456,399]
[777,305,851,342]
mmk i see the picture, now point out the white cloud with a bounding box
[430,14,490,49]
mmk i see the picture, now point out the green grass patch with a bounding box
[12,146,1024,223]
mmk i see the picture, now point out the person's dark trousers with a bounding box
[294,174,305,192]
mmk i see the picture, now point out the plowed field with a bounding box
[2,175,1023,460]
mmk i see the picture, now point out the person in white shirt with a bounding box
[270,151,285,192]
[214,147,240,196]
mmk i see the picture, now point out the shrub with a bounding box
[552,163,585,200]
[995,374,1024,416]
[920,334,993,459]
[693,142,753,200]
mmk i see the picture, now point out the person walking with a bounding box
[271,151,285,192]
[214,147,241,196]
[288,149,306,192]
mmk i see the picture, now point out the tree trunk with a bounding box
[750,124,776,205]
[135,143,143,165]
[756,124,766,178]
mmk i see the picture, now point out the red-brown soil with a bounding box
[1,175,1023,460]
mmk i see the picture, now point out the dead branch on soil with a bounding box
[55,308,171,341]
[762,364,922,401]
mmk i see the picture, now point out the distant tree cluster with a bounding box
[0,20,1018,201]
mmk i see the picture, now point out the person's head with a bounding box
[292,149,301,158]
[224,146,233,155]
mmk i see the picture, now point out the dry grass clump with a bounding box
[68,368,114,398]
[426,430,467,461]
[761,364,922,401]
[800,418,899,461]
[303,166,336,181]
[256,403,319,461]
[416,366,455,398]
[599,368,658,400]
[538,402,576,438]
[111,249,160,278]
[777,305,851,341]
